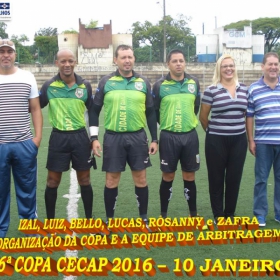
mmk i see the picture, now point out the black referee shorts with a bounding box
[159,129,200,173]
[102,129,151,172]
[47,128,91,172]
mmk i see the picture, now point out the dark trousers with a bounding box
[205,132,247,218]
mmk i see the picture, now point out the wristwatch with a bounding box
[90,136,98,142]
[152,140,159,144]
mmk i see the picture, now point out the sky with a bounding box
[3,0,280,45]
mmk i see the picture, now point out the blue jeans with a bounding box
[0,139,38,237]
[254,144,280,217]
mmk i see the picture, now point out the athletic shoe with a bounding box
[256,216,266,227]
[90,221,111,236]
[275,215,280,223]
[213,216,224,225]
[90,232,108,237]
[143,219,152,233]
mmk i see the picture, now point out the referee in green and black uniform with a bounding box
[152,49,201,219]
[40,49,95,220]
[91,45,158,225]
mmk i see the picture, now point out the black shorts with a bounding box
[159,129,200,173]
[46,128,91,172]
[102,129,151,172]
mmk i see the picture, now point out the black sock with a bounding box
[159,179,173,218]
[183,180,197,216]
[80,184,93,219]
[135,186,148,220]
[45,186,58,219]
[104,186,118,221]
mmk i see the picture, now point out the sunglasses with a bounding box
[0,39,15,46]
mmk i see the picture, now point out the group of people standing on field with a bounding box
[0,38,279,238]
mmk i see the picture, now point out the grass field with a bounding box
[0,107,279,280]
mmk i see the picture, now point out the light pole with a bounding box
[157,0,166,63]
[163,0,166,63]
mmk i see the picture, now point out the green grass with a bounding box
[0,107,279,279]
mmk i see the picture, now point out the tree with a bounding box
[11,34,29,45]
[34,36,58,64]
[273,42,280,57]
[0,22,8,39]
[134,45,153,63]
[34,27,59,64]
[86,20,98,28]
[62,29,78,34]
[15,46,34,64]
[131,14,195,62]
[10,35,33,64]
[35,27,58,37]
[224,18,280,52]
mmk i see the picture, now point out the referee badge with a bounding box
[135,82,143,91]
[75,88,84,98]
[188,84,195,93]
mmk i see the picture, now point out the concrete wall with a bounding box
[196,26,264,64]
[223,26,252,49]
[57,19,133,66]
[222,48,252,65]
[78,45,114,66]
[252,35,265,63]
[20,63,263,93]
[57,33,79,58]
[196,34,218,63]
[78,19,112,49]
[112,34,133,55]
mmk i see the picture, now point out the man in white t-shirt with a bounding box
[0,39,43,237]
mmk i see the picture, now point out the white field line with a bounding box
[62,168,81,280]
